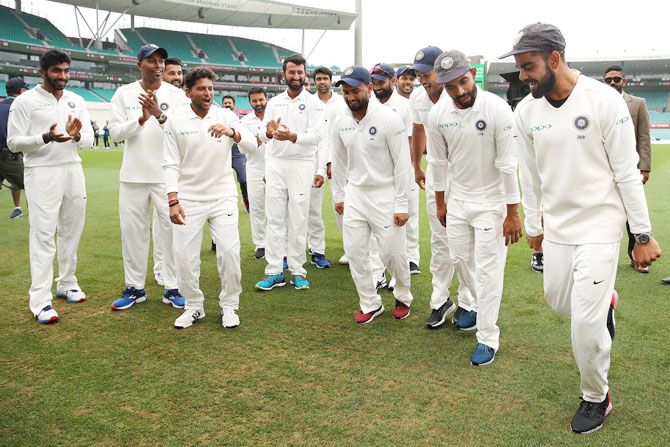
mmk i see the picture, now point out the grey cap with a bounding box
[434,50,471,84]
[499,22,566,59]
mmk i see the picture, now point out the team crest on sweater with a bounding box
[299,103,306,111]
[574,115,590,131]
[160,103,169,111]
[369,126,377,135]
[68,101,76,109]
[475,119,487,132]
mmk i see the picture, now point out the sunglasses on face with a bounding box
[604,76,623,84]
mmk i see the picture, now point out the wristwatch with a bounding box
[229,128,236,139]
[157,114,168,124]
[634,232,652,244]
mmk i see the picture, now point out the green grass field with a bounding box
[1,146,668,446]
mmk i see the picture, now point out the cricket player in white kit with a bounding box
[255,54,325,291]
[409,46,475,329]
[331,66,413,324]
[240,87,268,260]
[427,50,523,366]
[109,44,188,311]
[164,68,256,329]
[502,23,661,433]
[8,50,93,323]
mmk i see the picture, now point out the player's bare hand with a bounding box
[415,168,426,190]
[170,203,186,225]
[641,170,650,184]
[44,123,73,143]
[256,135,262,147]
[139,90,160,119]
[273,127,295,142]
[632,238,661,268]
[527,234,544,252]
[313,175,324,188]
[394,213,409,227]
[65,115,82,140]
[335,202,344,215]
[266,117,281,137]
[436,201,447,227]
[326,162,332,180]
[208,124,233,138]
[503,212,523,246]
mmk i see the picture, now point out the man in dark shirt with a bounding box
[0,77,29,218]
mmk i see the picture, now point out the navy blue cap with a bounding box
[370,63,396,80]
[137,44,168,61]
[335,66,372,87]
[396,65,415,78]
[411,46,443,73]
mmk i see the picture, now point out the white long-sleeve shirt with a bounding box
[110,81,189,183]
[7,85,93,167]
[377,89,413,137]
[260,88,326,175]
[321,92,348,166]
[163,105,256,202]
[515,74,651,244]
[331,99,411,213]
[240,111,266,181]
[426,87,520,204]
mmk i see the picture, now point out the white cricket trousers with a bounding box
[24,164,86,315]
[447,198,507,351]
[264,158,312,276]
[119,182,177,290]
[426,166,475,311]
[343,184,413,313]
[308,184,326,254]
[248,177,266,250]
[172,198,241,311]
[543,240,619,402]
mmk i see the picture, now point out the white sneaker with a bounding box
[56,289,86,303]
[338,254,349,265]
[221,309,240,328]
[155,275,164,286]
[174,308,205,329]
[388,277,396,291]
[35,305,59,324]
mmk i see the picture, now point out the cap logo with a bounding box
[369,126,377,135]
[344,67,354,76]
[513,31,524,46]
[299,104,306,111]
[148,44,158,49]
[440,57,454,70]
[415,51,425,61]
[160,103,169,111]
[574,115,589,131]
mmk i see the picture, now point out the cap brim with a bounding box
[335,78,367,87]
[436,67,471,85]
[139,47,169,60]
[370,74,392,81]
[498,47,542,59]
[397,69,415,77]
[410,63,434,74]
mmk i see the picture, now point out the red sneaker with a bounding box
[355,305,384,324]
[393,300,411,320]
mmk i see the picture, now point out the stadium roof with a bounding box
[51,0,357,30]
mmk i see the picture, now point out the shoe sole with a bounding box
[255,281,286,291]
[36,316,59,324]
[222,321,240,329]
[458,324,477,332]
[410,270,420,275]
[571,400,613,434]
[338,259,349,265]
[111,296,147,310]
[356,307,384,324]
[394,309,411,320]
[290,281,310,290]
[426,302,457,328]
[531,266,544,273]
[56,294,86,304]
[471,356,495,366]
[310,261,331,269]
[174,313,206,329]
[162,297,185,309]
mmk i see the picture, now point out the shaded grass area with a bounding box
[1,146,668,446]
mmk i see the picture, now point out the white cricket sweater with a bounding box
[321,92,348,165]
[7,85,94,167]
[377,89,413,137]
[331,99,411,213]
[110,81,189,183]
[240,111,266,181]
[426,87,520,204]
[163,105,256,201]
[515,74,651,244]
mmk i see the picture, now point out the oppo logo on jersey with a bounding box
[529,124,552,133]
[177,130,199,136]
[438,122,458,129]
[615,116,630,126]
[339,126,356,132]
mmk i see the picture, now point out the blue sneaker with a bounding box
[456,310,477,331]
[255,273,286,291]
[9,208,22,219]
[470,343,495,366]
[162,289,185,309]
[283,257,289,270]
[291,274,310,290]
[310,253,331,269]
[55,289,86,303]
[111,287,147,310]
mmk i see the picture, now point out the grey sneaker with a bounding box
[426,298,456,328]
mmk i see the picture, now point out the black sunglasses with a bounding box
[604,76,623,84]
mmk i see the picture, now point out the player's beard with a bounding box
[528,62,557,99]
[45,74,67,91]
[253,103,266,114]
[454,85,477,109]
[346,95,369,113]
[287,78,304,93]
[374,85,393,101]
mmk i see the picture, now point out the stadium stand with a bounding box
[232,37,280,68]
[68,86,106,102]
[650,111,670,123]
[121,28,202,64]
[91,88,116,102]
[189,33,242,67]
[635,91,669,111]
[0,5,44,45]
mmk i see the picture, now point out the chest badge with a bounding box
[475,119,487,132]
[369,126,377,135]
[574,115,589,131]
[160,103,169,111]
[298,103,306,111]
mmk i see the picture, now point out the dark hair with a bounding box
[539,50,565,62]
[313,66,332,81]
[282,54,306,72]
[40,49,71,71]
[247,87,267,99]
[222,95,235,104]
[184,67,216,89]
[604,65,624,75]
[164,57,183,67]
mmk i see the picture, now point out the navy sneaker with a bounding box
[470,343,495,366]
[255,273,286,291]
[162,289,185,309]
[10,208,23,219]
[283,256,289,271]
[111,287,147,310]
[531,252,544,272]
[311,252,331,269]
[456,310,477,331]
[254,247,265,259]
